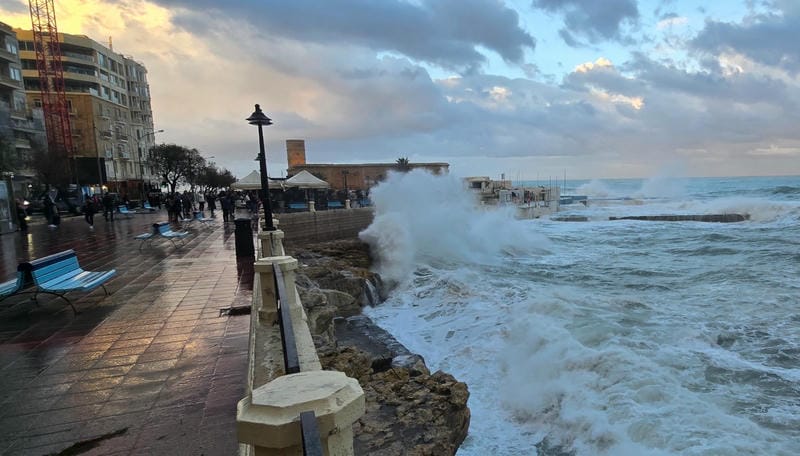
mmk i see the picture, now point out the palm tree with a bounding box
[395,157,411,172]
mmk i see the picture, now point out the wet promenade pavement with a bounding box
[0,210,254,455]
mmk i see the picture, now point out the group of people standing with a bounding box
[82,193,122,229]
[163,190,251,223]
[15,188,260,232]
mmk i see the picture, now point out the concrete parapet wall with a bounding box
[239,249,364,455]
[276,208,374,245]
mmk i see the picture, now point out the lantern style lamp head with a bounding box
[247,104,276,231]
[247,104,272,126]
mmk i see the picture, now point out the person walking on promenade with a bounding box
[16,198,28,232]
[197,192,205,213]
[165,195,176,222]
[43,192,55,226]
[181,191,192,219]
[207,192,216,218]
[83,194,97,230]
[102,192,115,221]
[220,192,233,222]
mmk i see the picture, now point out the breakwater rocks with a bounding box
[289,240,471,456]
[553,214,750,223]
[609,214,749,222]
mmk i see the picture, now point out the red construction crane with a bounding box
[28,0,74,182]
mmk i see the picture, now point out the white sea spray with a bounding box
[359,169,551,284]
[364,175,800,455]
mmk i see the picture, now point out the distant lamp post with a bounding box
[246,104,275,231]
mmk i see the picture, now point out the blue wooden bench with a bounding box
[327,201,344,209]
[142,201,157,212]
[153,221,190,248]
[0,271,26,302]
[287,202,308,212]
[134,228,156,250]
[27,250,116,314]
[118,205,137,217]
[193,211,214,228]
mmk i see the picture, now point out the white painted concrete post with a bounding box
[309,200,316,212]
[258,229,285,258]
[253,256,298,325]
[344,199,351,209]
[237,371,365,456]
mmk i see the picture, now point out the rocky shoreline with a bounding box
[287,239,471,456]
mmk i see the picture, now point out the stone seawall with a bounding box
[276,208,374,245]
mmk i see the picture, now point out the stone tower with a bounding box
[286,140,306,168]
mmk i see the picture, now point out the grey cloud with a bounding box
[0,0,26,14]
[691,4,800,72]
[533,0,639,43]
[152,0,534,72]
[626,53,795,108]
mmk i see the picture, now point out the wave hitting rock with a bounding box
[288,239,471,456]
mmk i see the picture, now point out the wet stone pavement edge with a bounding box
[0,210,255,455]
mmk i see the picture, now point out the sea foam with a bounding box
[360,170,550,284]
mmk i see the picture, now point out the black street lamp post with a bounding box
[246,104,275,231]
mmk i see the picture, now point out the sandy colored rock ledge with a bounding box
[288,239,471,456]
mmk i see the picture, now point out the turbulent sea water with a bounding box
[360,172,800,456]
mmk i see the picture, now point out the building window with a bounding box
[9,67,21,81]
[5,41,18,55]
[34,99,42,108]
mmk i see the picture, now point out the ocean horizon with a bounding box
[361,172,800,455]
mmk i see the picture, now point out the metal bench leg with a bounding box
[33,290,78,315]
[101,284,110,296]
[61,295,78,315]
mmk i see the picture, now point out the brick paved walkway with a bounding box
[0,210,254,455]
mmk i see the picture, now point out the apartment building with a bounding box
[0,22,46,197]
[15,28,156,197]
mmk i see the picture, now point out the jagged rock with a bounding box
[296,289,336,346]
[287,240,471,456]
[318,345,470,456]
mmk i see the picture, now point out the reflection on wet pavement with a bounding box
[0,211,254,454]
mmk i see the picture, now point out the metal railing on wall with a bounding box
[273,262,323,455]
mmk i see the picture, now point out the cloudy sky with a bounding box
[2,0,799,179]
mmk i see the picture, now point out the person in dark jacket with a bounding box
[16,198,28,232]
[207,192,217,218]
[102,192,115,221]
[83,194,97,229]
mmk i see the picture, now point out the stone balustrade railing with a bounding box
[237,224,365,455]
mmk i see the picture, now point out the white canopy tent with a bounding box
[284,170,330,189]
[231,170,283,190]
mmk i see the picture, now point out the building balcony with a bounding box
[117,133,129,142]
[63,71,99,85]
[61,52,95,64]
[99,130,113,139]
[0,73,22,89]
[14,138,31,149]
[9,108,28,119]
[0,47,18,63]
[11,117,44,132]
